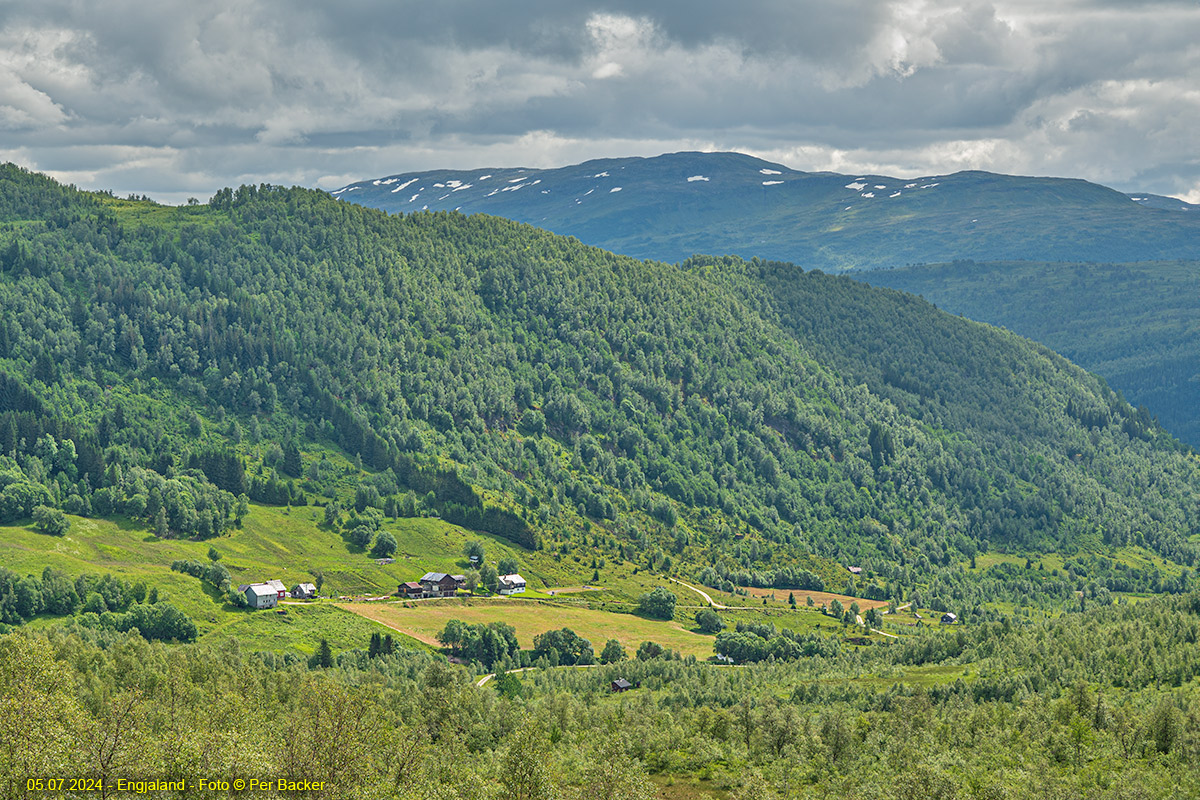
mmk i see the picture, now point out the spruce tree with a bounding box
[317,638,333,668]
[282,440,302,477]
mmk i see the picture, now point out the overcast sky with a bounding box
[1,0,1198,204]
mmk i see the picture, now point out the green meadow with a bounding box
[0,502,718,657]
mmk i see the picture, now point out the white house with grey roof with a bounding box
[498,573,526,595]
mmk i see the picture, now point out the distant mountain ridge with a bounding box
[332,151,1200,270]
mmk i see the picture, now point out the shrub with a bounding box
[637,587,676,620]
[695,608,725,633]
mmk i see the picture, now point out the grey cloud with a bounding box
[0,0,1197,203]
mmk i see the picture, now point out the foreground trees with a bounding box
[5,589,1200,799]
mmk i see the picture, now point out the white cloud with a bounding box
[0,0,1195,203]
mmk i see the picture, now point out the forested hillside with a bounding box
[2,163,1199,617]
[863,260,1200,447]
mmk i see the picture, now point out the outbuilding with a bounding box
[941,612,958,624]
[245,583,279,609]
[291,583,317,600]
[611,678,634,692]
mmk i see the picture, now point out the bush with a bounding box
[348,524,373,549]
[532,627,594,666]
[695,608,725,633]
[599,639,626,664]
[635,641,679,661]
[637,587,676,620]
[32,505,69,535]
[371,531,397,559]
[0,482,53,522]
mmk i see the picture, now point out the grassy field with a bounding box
[0,504,551,654]
[337,597,720,659]
[206,602,429,656]
[736,586,889,611]
[0,502,907,658]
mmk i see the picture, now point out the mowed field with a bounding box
[738,586,890,610]
[337,597,719,659]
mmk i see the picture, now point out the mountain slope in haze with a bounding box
[863,259,1200,446]
[332,151,1200,270]
[2,164,1200,617]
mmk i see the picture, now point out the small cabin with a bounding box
[941,612,958,624]
[399,581,424,598]
[611,678,634,693]
[290,583,317,600]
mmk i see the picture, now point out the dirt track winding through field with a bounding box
[668,577,733,608]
